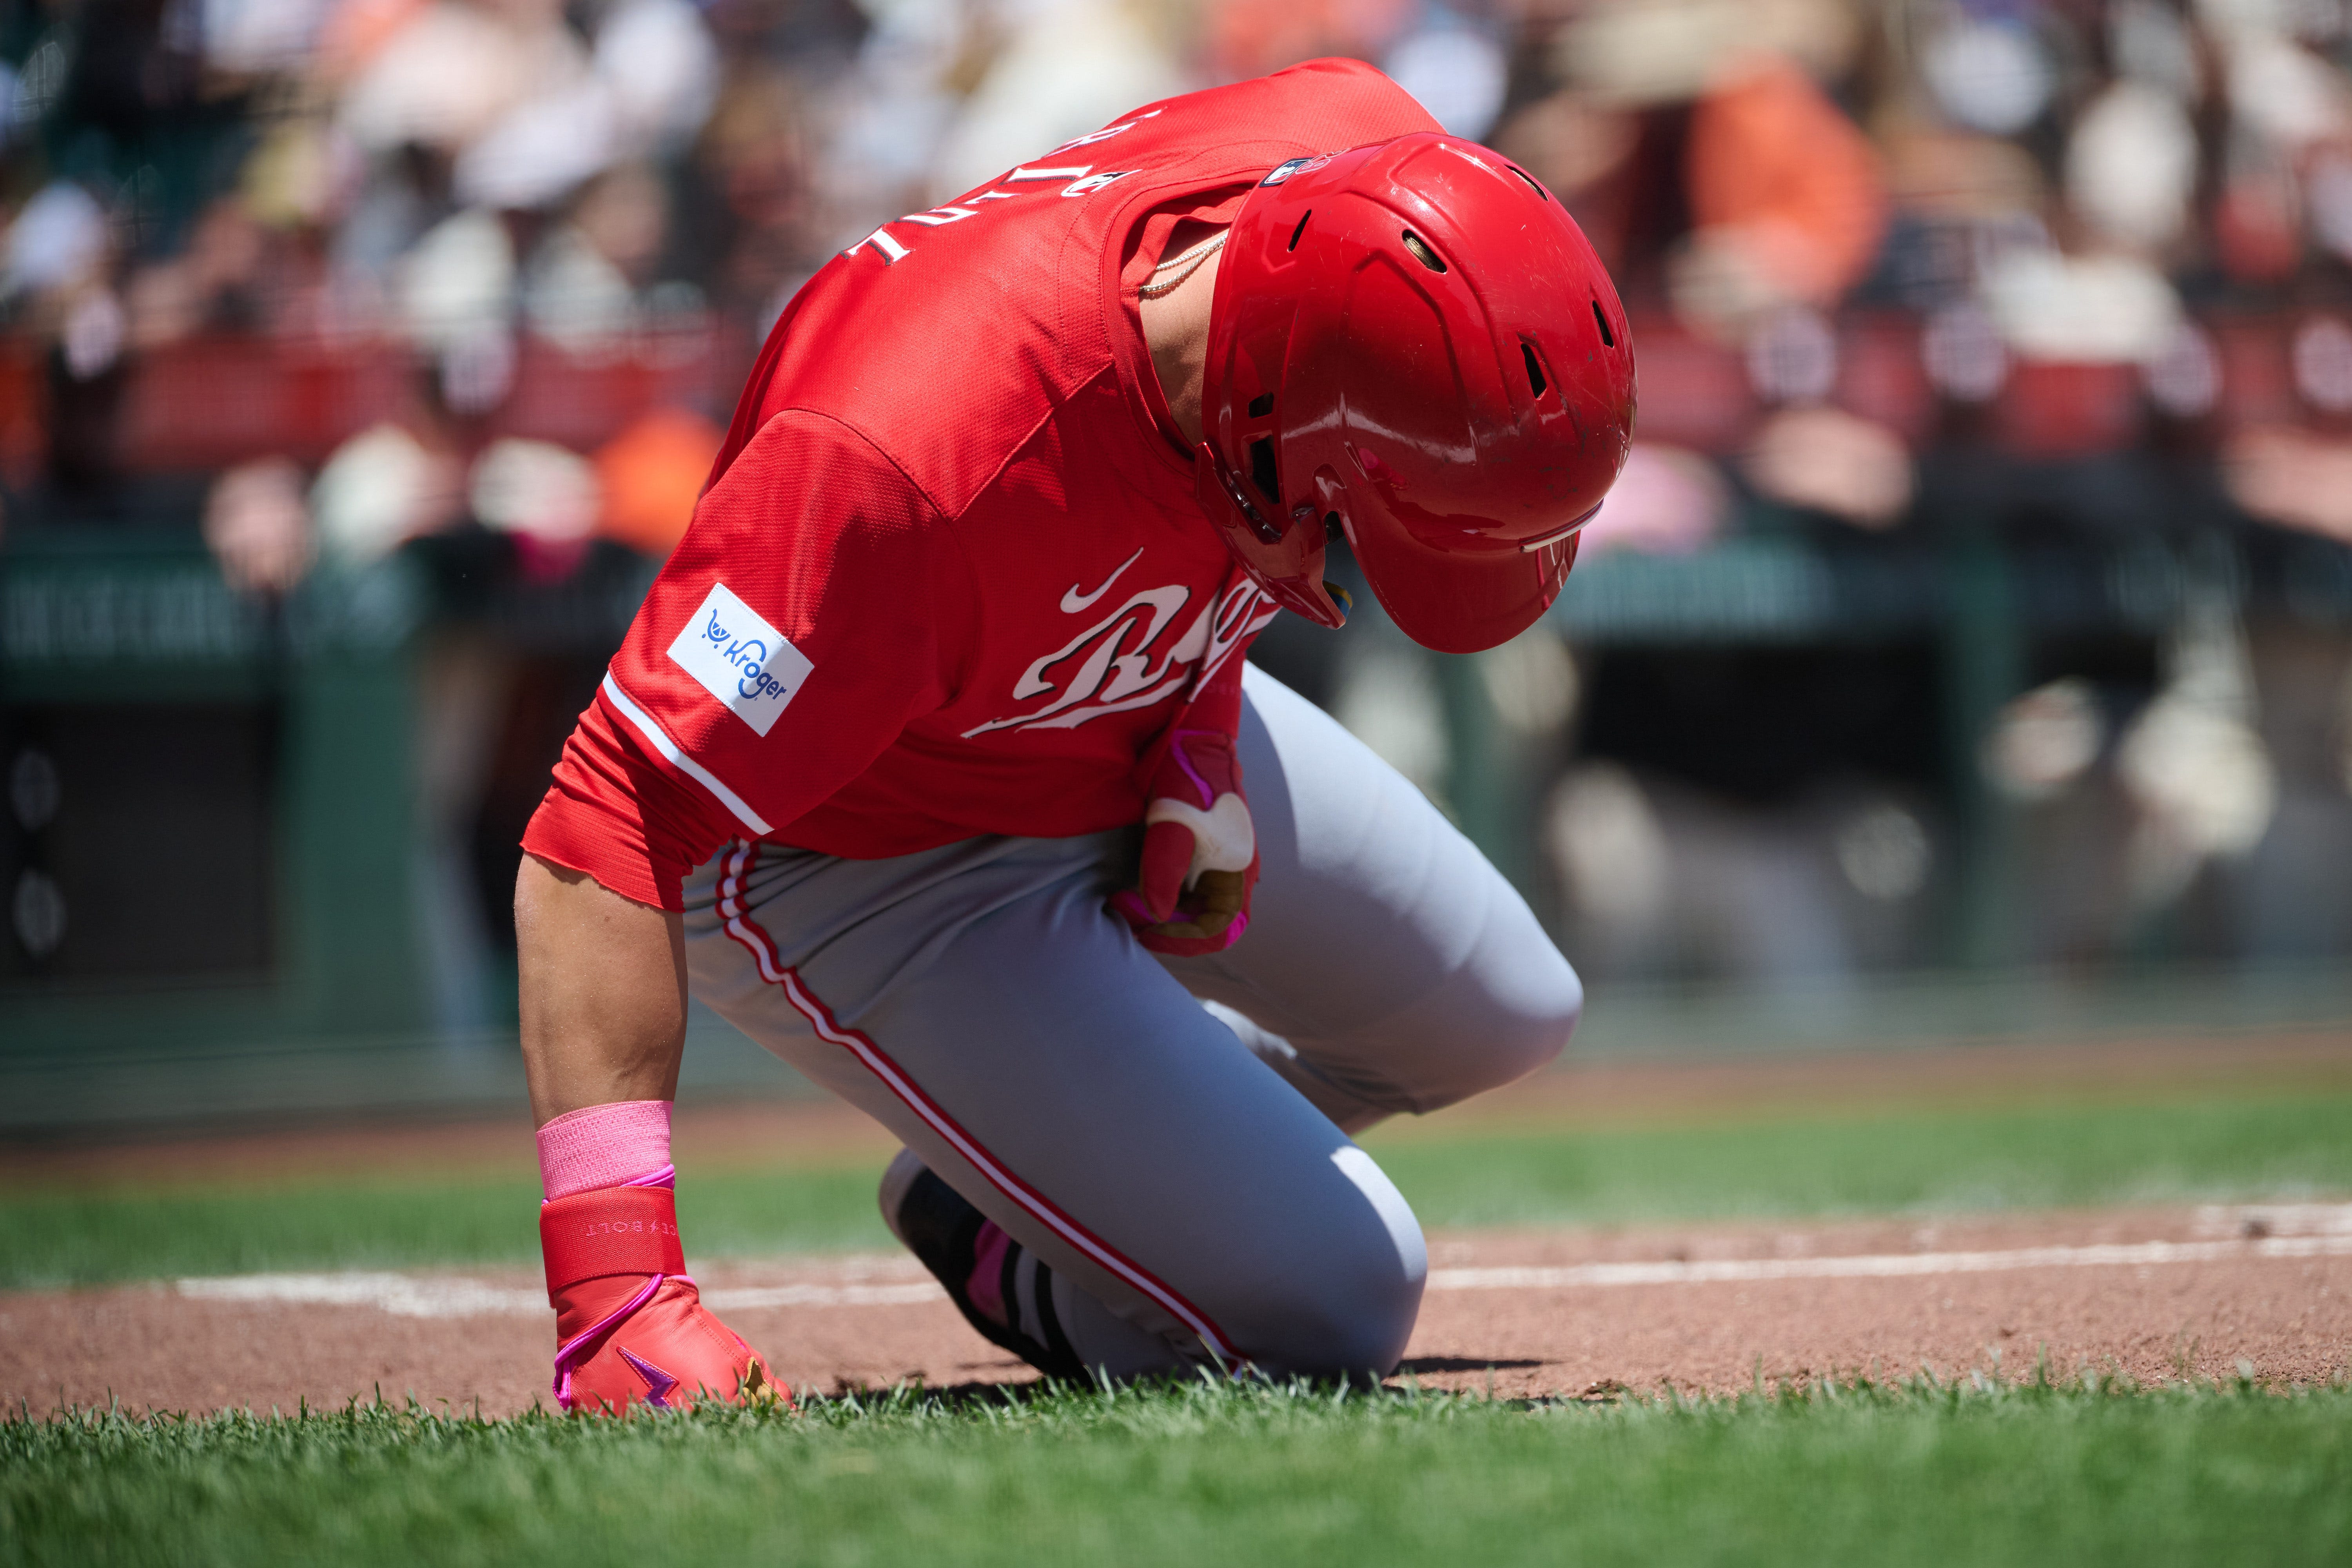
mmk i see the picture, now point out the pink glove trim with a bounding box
[1106,887,1158,927]
[1110,895,1252,954]
[538,1100,673,1200]
[1112,727,1254,950]
[1136,907,1250,956]
[1167,728,1223,809]
[552,1271,669,1408]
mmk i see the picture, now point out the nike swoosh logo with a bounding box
[1061,548,1143,614]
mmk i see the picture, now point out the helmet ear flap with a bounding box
[1190,443,1347,629]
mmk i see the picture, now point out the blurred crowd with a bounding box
[11,0,2352,994]
[13,2,2352,548]
[1494,0,2352,550]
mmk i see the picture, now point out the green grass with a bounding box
[6,1378,2348,1567]
[0,1167,895,1292]
[1366,1089,2352,1229]
[6,1089,2350,1290]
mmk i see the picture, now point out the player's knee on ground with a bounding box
[1235,1147,1427,1380]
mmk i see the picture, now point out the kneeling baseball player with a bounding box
[516,57,1636,1410]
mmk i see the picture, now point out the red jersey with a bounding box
[523,60,1439,909]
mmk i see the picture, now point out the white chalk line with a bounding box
[709,1283,943,1309]
[174,1272,945,1318]
[176,1273,545,1318]
[171,1205,2352,1320]
[1426,1233,2352,1293]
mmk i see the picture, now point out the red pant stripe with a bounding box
[715,844,1238,1364]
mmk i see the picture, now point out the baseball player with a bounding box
[517,57,1635,1410]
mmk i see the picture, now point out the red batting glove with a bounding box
[541,1183,788,1414]
[1109,727,1257,956]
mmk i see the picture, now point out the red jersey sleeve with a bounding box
[524,410,976,908]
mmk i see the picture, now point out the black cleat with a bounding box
[879,1148,1082,1378]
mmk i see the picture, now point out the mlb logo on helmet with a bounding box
[666,584,815,736]
[1261,155,1334,187]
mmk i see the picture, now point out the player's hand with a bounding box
[1110,727,1257,956]
[552,1272,781,1414]
[542,1185,788,1414]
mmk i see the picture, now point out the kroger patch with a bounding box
[666,584,813,737]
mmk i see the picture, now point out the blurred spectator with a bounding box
[1578,440,1728,555]
[1546,760,1937,990]
[522,163,683,348]
[2065,78,2198,255]
[203,454,314,593]
[1742,405,1914,528]
[1675,54,1887,336]
[469,434,600,579]
[1211,0,1406,83]
[13,0,2352,990]
[1521,0,1878,323]
[592,404,723,557]
[2115,585,2278,918]
[2,181,109,307]
[1983,679,2106,804]
[693,58,819,326]
[2224,424,2352,540]
[934,0,1185,197]
[310,370,467,566]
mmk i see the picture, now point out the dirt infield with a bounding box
[10,1036,2350,1415]
[7,1202,2346,1416]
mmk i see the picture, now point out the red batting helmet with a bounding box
[1196,132,1636,655]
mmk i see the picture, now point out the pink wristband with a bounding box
[537,1099,673,1200]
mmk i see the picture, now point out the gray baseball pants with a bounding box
[680,663,1581,1379]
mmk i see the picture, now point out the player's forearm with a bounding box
[515,853,689,1127]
